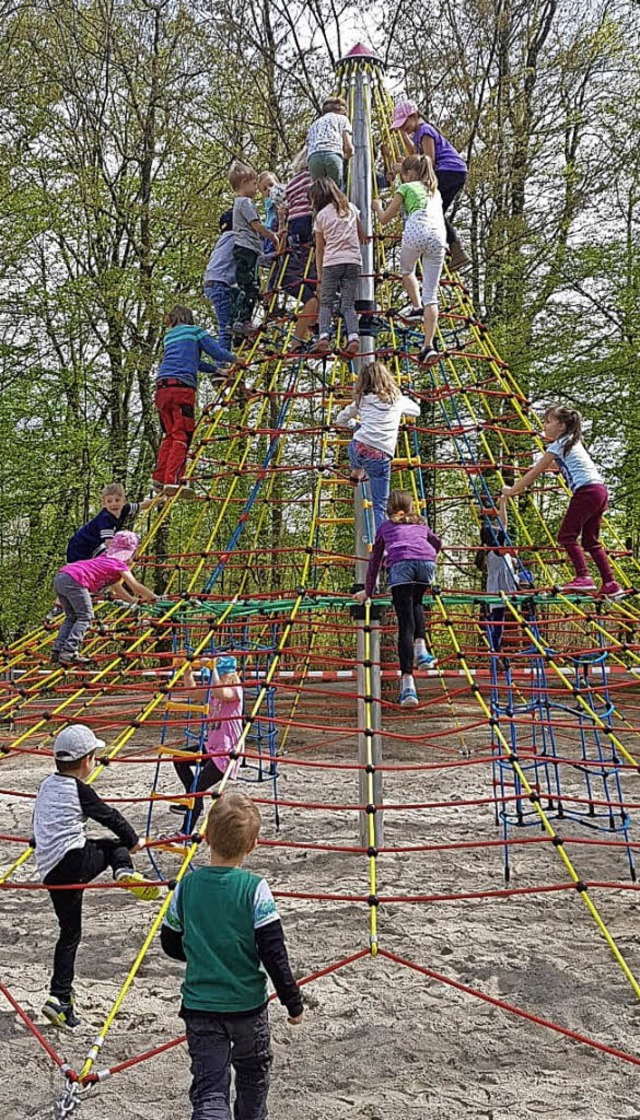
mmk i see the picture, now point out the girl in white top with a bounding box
[373,154,446,365]
[501,405,622,598]
[307,96,353,186]
[311,178,366,356]
[335,361,421,531]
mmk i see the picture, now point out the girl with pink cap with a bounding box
[390,100,470,271]
[51,531,157,667]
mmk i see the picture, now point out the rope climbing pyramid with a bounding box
[2,43,640,1119]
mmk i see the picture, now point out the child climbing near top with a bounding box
[171,655,244,835]
[153,305,237,497]
[257,171,287,250]
[229,162,280,334]
[66,483,156,563]
[335,361,420,531]
[203,209,236,353]
[34,723,159,1030]
[501,405,623,598]
[52,530,156,667]
[161,790,303,1120]
[310,177,366,356]
[373,153,447,364]
[306,96,353,185]
[354,490,441,707]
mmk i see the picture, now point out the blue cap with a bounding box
[216,655,238,677]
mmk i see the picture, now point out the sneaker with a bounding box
[42,995,81,1031]
[561,576,596,593]
[416,652,438,670]
[50,650,60,664]
[449,241,472,271]
[418,346,439,365]
[59,652,92,667]
[398,687,419,708]
[150,479,165,494]
[232,320,255,336]
[599,580,625,599]
[168,802,192,815]
[115,869,160,902]
[399,304,424,320]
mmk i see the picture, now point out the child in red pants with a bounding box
[501,405,622,598]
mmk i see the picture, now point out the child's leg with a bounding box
[54,574,93,658]
[391,582,417,675]
[420,241,446,346]
[159,387,196,487]
[318,265,341,337]
[362,454,391,533]
[186,759,226,831]
[339,263,362,339]
[402,271,422,308]
[557,489,596,578]
[183,1009,232,1120]
[173,759,195,793]
[52,579,74,654]
[400,224,423,307]
[230,1006,272,1120]
[210,282,234,353]
[233,248,259,324]
[581,486,615,583]
[488,606,506,652]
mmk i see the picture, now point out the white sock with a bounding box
[402,673,415,690]
[414,639,427,656]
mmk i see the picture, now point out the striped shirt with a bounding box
[156,324,235,390]
[285,170,312,222]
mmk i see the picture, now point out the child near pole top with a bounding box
[310,177,366,356]
[66,483,155,563]
[306,96,353,186]
[501,405,623,598]
[354,490,441,707]
[335,361,420,532]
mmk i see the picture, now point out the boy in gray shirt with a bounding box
[229,162,279,334]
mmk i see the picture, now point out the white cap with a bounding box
[53,724,106,762]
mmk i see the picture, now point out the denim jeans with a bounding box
[182,1006,272,1120]
[348,441,391,533]
[205,283,234,353]
[308,151,344,186]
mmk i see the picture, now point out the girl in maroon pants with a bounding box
[501,405,623,598]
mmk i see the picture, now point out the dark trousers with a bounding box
[182,1006,272,1120]
[232,246,260,324]
[174,757,225,830]
[557,482,614,582]
[391,583,428,674]
[153,382,196,486]
[487,606,506,652]
[44,840,133,1002]
[436,169,467,247]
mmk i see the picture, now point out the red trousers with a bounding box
[557,482,614,582]
[153,382,195,486]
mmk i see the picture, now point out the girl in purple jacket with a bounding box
[354,490,442,707]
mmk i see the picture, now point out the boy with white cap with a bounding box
[33,723,159,1029]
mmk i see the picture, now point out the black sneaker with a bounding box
[400,304,424,320]
[50,650,60,664]
[418,346,439,365]
[42,995,81,1030]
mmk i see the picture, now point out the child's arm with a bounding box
[199,334,237,367]
[77,783,140,850]
[400,394,421,419]
[342,131,354,160]
[356,216,369,244]
[372,192,404,227]
[334,400,358,427]
[254,882,303,1023]
[160,884,187,961]
[498,494,508,528]
[419,133,436,163]
[501,451,556,498]
[111,574,157,604]
[249,217,279,247]
[314,227,325,280]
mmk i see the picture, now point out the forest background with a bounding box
[0,0,638,639]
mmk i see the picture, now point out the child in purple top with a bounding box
[354,491,442,707]
[52,531,157,667]
[390,100,470,271]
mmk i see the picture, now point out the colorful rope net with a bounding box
[2,43,640,1116]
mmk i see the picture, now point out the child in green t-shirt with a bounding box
[161,791,303,1120]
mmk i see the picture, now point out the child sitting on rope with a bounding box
[501,405,623,598]
[373,154,447,365]
[66,483,157,563]
[34,723,159,1030]
[170,655,244,835]
[161,790,303,1120]
[354,490,441,707]
[230,162,280,335]
[52,530,156,667]
[307,96,353,186]
[335,361,420,531]
[310,177,367,356]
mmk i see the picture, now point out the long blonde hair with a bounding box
[401,154,437,195]
[354,361,400,405]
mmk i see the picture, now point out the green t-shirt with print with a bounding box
[397,181,431,216]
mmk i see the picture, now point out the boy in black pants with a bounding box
[33,724,159,1029]
[161,790,303,1120]
[229,162,279,335]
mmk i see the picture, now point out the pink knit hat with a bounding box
[106,530,139,561]
[391,99,419,130]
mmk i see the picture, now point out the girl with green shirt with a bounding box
[373,154,447,364]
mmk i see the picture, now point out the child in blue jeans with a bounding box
[203,209,236,353]
[161,791,303,1120]
[335,361,420,532]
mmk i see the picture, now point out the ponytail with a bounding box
[386,490,424,525]
[545,405,583,457]
[400,154,437,195]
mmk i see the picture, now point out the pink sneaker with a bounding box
[598,581,625,599]
[561,576,596,593]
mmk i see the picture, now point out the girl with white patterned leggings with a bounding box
[373,154,446,364]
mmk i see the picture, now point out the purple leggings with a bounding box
[557,483,614,582]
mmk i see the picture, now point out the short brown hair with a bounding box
[167,305,194,328]
[228,161,256,191]
[322,96,348,115]
[101,483,125,500]
[205,791,261,859]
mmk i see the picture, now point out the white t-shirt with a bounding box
[315,202,362,267]
[546,435,603,494]
[336,393,421,458]
[307,112,352,156]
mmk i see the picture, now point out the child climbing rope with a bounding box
[390,100,470,271]
[34,723,159,1030]
[171,655,244,835]
[501,405,623,598]
[479,495,518,652]
[229,162,280,335]
[152,305,237,497]
[52,530,156,667]
[306,96,353,186]
[280,148,319,352]
[66,483,156,563]
[310,177,366,356]
[335,361,420,532]
[354,490,441,707]
[161,791,303,1120]
[203,209,236,353]
[257,170,287,255]
[373,153,446,364]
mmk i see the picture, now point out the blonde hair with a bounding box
[228,161,256,191]
[205,791,260,859]
[290,147,308,174]
[354,361,400,406]
[387,490,424,525]
[543,405,583,458]
[322,96,348,115]
[257,171,277,190]
[401,154,437,195]
[101,483,125,500]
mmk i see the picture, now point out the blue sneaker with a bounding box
[399,687,419,708]
[416,652,438,670]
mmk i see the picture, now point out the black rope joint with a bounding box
[575,880,587,893]
[365,763,375,773]
[366,803,377,814]
[368,894,379,907]
[367,846,378,857]
[552,835,564,848]
[529,790,540,803]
